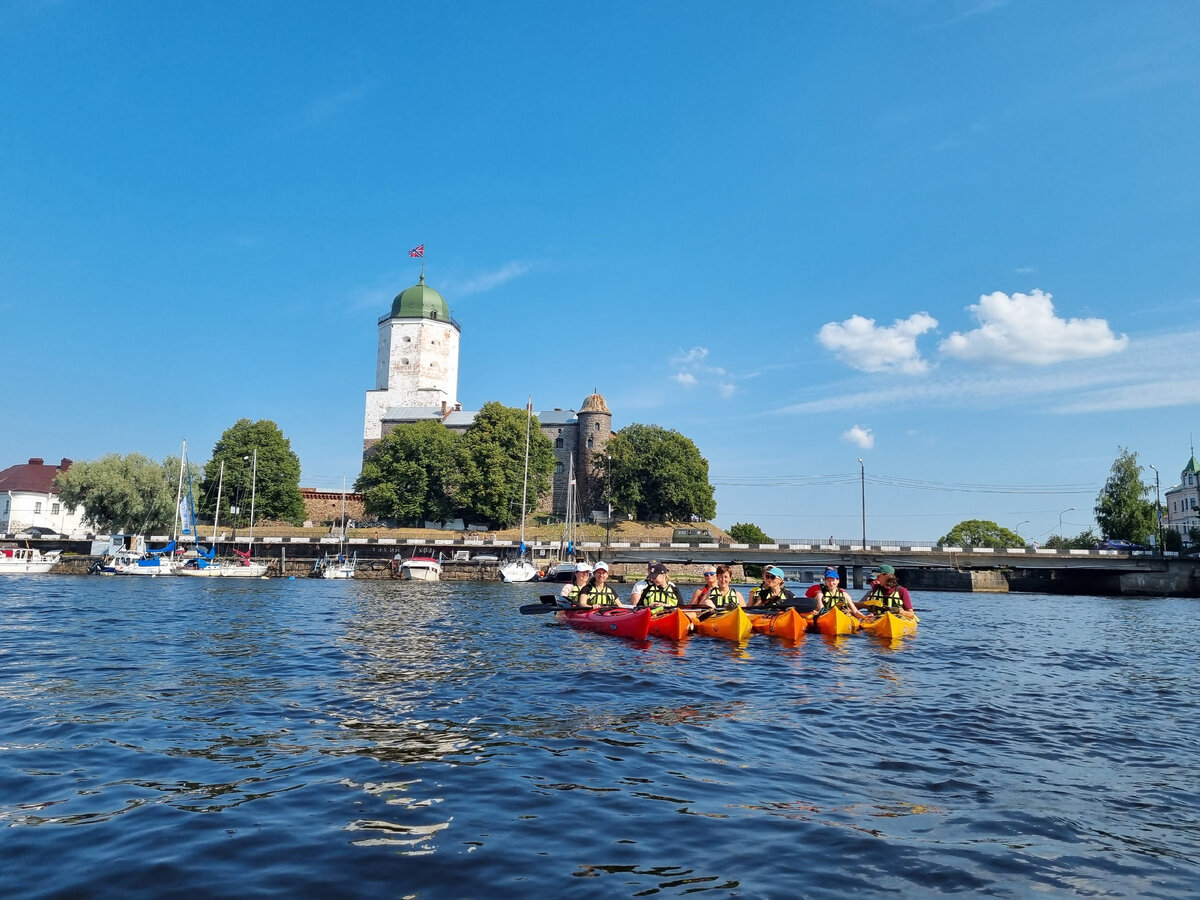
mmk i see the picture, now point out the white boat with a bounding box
[500,396,540,583]
[399,555,442,581]
[315,477,355,579]
[112,441,192,576]
[177,450,269,578]
[0,546,62,574]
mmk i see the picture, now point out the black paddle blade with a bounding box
[520,603,562,615]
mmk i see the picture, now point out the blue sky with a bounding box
[4,0,1199,543]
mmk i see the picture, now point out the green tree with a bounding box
[54,453,187,534]
[1163,529,1183,552]
[607,424,716,522]
[1045,528,1098,550]
[200,419,305,526]
[729,522,772,578]
[456,402,555,527]
[1188,526,1200,548]
[938,519,1025,548]
[1094,448,1156,545]
[356,420,462,523]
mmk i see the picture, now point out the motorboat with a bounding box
[399,555,442,581]
[0,546,62,574]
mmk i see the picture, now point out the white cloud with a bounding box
[818,312,938,374]
[458,261,534,295]
[843,425,875,449]
[717,383,736,398]
[673,347,709,366]
[672,372,698,386]
[939,289,1128,364]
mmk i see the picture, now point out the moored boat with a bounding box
[648,608,692,640]
[399,555,442,581]
[749,608,809,641]
[685,606,753,641]
[558,606,652,640]
[0,546,62,574]
[811,605,861,636]
[860,611,919,640]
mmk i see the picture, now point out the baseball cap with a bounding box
[648,562,669,577]
[575,562,593,573]
[874,564,895,575]
[593,561,610,572]
[765,566,785,579]
[824,568,839,579]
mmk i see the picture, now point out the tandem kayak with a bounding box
[648,608,692,641]
[684,606,753,641]
[859,611,919,640]
[749,607,809,641]
[811,605,861,636]
[558,606,653,640]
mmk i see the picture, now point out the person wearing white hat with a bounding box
[578,561,620,607]
[560,561,594,605]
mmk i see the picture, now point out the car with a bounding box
[15,526,66,539]
[1095,538,1147,551]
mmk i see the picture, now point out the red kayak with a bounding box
[558,606,652,640]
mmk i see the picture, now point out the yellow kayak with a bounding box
[860,611,919,639]
[684,606,753,641]
[811,605,860,636]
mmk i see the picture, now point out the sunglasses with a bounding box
[703,571,716,576]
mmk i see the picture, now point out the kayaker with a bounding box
[636,563,683,610]
[858,564,915,620]
[560,562,593,605]
[813,568,867,621]
[630,560,668,605]
[747,566,799,609]
[690,566,719,604]
[578,561,621,608]
[696,564,744,609]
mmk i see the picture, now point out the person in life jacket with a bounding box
[578,561,621,608]
[695,563,745,609]
[690,566,720,604]
[812,568,868,621]
[858,564,915,620]
[560,561,593,606]
[636,562,682,610]
[747,566,798,609]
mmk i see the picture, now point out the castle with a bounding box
[362,275,612,519]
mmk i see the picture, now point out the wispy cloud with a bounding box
[940,289,1128,364]
[670,346,737,396]
[843,425,875,449]
[456,261,534,296]
[818,312,938,374]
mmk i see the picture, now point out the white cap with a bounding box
[593,561,610,571]
[575,562,593,573]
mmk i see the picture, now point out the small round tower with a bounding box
[575,389,613,516]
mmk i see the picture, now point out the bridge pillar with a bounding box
[852,565,865,590]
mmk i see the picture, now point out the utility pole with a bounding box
[1150,464,1162,555]
[859,458,866,550]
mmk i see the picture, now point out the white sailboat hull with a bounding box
[321,561,356,579]
[177,562,269,578]
[499,558,539,583]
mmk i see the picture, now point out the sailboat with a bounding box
[111,441,188,575]
[500,397,539,583]
[538,455,580,583]
[316,476,356,579]
[177,450,269,577]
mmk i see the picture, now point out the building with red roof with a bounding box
[0,457,88,537]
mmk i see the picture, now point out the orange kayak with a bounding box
[860,611,919,639]
[750,608,809,641]
[811,605,861,636]
[648,608,692,641]
[684,607,753,641]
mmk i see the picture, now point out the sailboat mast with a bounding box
[519,397,531,547]
[248,449,257,544]
[212,461,224,542]
[340,476,347,553]
[173,440,186,543]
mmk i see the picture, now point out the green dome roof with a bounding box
[389,274,452,322]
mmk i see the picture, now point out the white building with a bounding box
[0,457,89,537]
[1163,453,1200,546]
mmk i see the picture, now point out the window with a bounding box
[35,502,42,514]
[555,461,564,474]
[594,422,600,431]
[1,498,7,514]
[555,438,564,449]
[52,503,60,515]
[587,437,594,449]
[401,358,409,365]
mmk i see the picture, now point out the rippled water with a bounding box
[2,576,1197,898]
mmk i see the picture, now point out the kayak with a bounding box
[559,606,653,640]
[684,606,753,641]
[860,611,919,639]
[648,608,692,641]
[811,605,861,636]
[749,608,809,641]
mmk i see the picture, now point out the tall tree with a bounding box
[607,424,716,522]
[938,519,1025,548]
[54,453,189,535]
[200,419,305,526]
[356,420,462,523]
[456,402,555,528]
[729,522,772,578]
[1094,448,1156,544]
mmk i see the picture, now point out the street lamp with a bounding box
[858,458,866,550]
[1058,507,1075,542]
[1016,520,1030,538]
[1149,464,1162,554]
[605,453,612,550]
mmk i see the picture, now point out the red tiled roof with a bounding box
[0,457,72,494]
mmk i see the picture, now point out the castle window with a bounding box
[401,358,409,365]
[594,423,600,431]
[555,438,564,449]
[555,461,564,474]
[402,336,411,343]
[586,438,594,449]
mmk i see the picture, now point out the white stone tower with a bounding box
[363,274,460,452]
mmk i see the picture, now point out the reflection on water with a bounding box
[2,578,1199,899]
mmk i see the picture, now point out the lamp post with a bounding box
[1149,464,1162,554]
[1058,507,1075,542]
[858,458,866,550]
[1016,520,1029,538]
[605,453,612,550]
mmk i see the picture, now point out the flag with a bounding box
[409,244,424,258]
[179,496,193,536]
